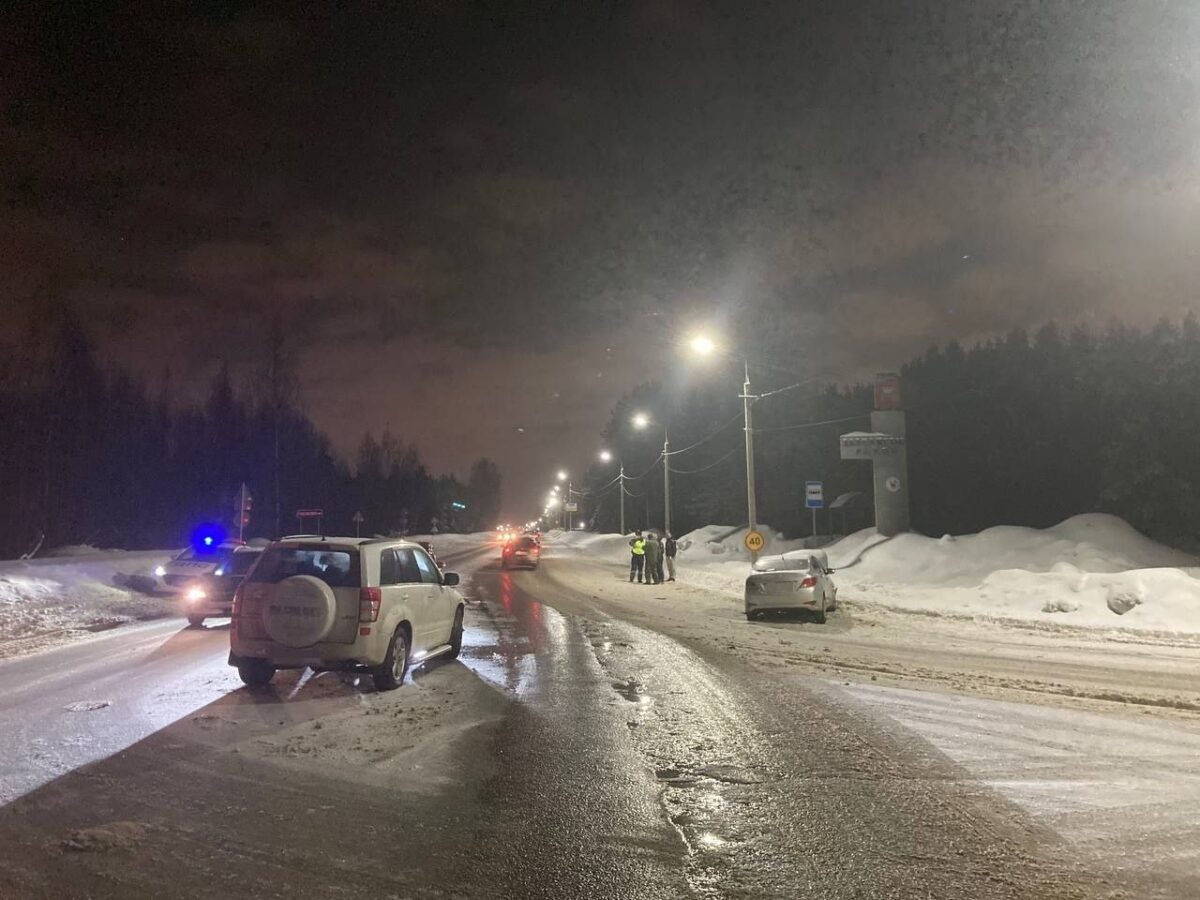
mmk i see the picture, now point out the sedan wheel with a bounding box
[447,606,464,659]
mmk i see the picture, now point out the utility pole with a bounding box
[662,430,671,535]
[567,481,573,531]
[619,462,626,534]
[741,360,759,559]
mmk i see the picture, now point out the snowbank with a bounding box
[0,550,175,650]
[554,515,1200,634]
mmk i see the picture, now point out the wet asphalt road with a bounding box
[0,545,1154,898]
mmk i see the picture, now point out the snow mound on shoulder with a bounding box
[0,550,174,648]
[827,514,1200,633]
[830,514,1194,588]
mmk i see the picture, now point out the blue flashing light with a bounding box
[191,523,227,553]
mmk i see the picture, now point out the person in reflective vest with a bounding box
[628,531,646,583]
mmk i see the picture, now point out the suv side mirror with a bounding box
[442,571,460,587]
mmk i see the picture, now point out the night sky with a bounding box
[4,1,1200,517]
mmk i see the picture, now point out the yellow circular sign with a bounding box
[744,530,765,552]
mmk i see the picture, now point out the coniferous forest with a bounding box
[0,312,502,557]
[582,318,1200,548]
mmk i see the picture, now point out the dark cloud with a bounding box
[4,1,1200,515]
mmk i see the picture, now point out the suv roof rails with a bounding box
[278,534,326,541]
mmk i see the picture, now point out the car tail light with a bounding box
[799,576,817,589]
[231,585,244,617]
[359,587,382,622]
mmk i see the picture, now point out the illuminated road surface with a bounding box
[0,545,1188,898]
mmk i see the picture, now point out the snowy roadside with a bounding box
[0,549,176,659]
[553,514,1200,636]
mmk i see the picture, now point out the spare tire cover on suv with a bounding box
[262,575,338,648]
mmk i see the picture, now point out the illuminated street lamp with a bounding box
[598,448,625,533]
[688,334,759,557]
[631,411,650,430]
[557,470,568,481]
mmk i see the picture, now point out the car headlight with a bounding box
[185,587,206,603]
[154,565,166,578]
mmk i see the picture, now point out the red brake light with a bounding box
[231,585,244,617]
[359,587,381,622]
[800,576,817,589]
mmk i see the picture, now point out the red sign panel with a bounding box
[296,508,324,518]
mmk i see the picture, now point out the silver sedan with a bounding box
[744,552,838,623]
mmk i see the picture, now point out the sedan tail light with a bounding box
[799,576,817,589]
[359,587,382,622]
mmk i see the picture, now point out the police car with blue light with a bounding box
[152,525,249,592]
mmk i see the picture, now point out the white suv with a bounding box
[228,537,465,691]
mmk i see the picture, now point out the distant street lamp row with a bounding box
[542,333,765,557]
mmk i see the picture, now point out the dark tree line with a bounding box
[0,313,501,557]
[582,317,1200,546]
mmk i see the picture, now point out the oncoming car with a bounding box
[744,551,838,623]
[180,546,262,628]
[229,537,465,691]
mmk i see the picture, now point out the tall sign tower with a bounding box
[840,373,910,536]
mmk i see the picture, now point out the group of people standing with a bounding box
[628,530,677,585]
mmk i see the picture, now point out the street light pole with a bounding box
[619,462,626,534]
[662,430,671,535]
[740,359,759,558]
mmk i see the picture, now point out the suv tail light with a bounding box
[231,585,244,617]
[799,576,817,589]
[359,587,382,622]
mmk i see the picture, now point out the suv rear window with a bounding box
[249,546,360,588]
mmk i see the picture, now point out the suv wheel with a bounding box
[238,659,276,687]
[447,606,464,659]
[373,626,410,691]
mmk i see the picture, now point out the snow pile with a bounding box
[832,515,1193,587]
[555,514,1200,634]
[829,514,1200,632]
[0,550,175,650]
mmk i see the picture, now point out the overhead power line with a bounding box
[669,445,741,475]
[755,413,870,433]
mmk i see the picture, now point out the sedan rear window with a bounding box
[249,547,360,588]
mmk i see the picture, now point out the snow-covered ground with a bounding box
[0,550,175,655]
[554,514,1200,634]
[0,533,494,660]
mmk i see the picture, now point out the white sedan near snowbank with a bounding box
[744,551,838,623]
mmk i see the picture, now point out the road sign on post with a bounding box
[296,508,323,535]
[234,483,253,541]
[352,510,365,537]
[805,481,824,509]
[564,501,578,513]
[805,480,824,538]
[744,530,765,553]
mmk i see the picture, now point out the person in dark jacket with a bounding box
[643,532,662,584]
[629,531,645,583]
[663,531,677,582]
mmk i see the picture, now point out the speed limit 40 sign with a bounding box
[744,530,765,552]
